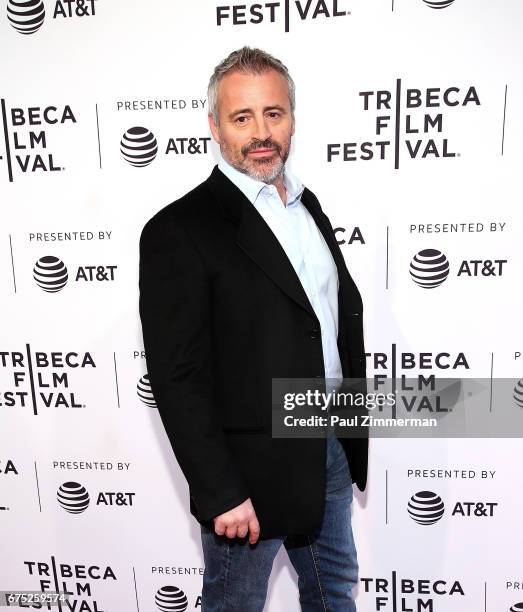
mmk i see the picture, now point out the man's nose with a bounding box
[251,115,271,142]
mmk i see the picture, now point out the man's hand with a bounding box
[213,497,260,544]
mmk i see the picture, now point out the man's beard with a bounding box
[220,136,291,184]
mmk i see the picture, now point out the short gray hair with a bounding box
[208,46,296,124]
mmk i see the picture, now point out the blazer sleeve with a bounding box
[138,210,250,522]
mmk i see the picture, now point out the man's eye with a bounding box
[236,116,247,123]
[268,112,280,118]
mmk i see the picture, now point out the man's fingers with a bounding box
[214,519,259,543]
[248,518,261,545]
[213,520,226,536]
[225,524,238,539]
[212,500,259,542]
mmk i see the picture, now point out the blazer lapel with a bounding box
[206,166,317,321]
[206,165,362,376]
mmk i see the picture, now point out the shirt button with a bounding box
[309,329,321,340]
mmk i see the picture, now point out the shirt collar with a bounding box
[283,165,305,207]
[217,156,305,207]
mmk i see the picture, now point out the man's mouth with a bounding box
[247,148,276,158]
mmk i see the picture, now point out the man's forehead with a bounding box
[218,69,289,98]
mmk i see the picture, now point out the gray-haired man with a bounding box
[139,46,368,610]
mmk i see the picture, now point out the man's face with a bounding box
[208,69,295,183]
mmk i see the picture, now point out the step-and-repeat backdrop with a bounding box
[1,1,522,610]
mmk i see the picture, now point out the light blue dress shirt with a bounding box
[218,157,343,387]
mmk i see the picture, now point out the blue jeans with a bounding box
[200,435,358,611]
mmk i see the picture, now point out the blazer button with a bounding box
[309,329,321,340]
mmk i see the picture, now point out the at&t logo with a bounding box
[57,481,135,513]
[120,126,211,167]
[422,0,456,8]
[409,249,449,288]
[407,490,498,525]
[409,248,507,288]
[407,491,444,525]
[33,256,117,291]
[57,481,89,513]
[137,373,156,407]
[513,379,523,408]
[6,0,98,35]
[7,0,45,34]
[33,256,68,292]
[155,586,189,612]
[121,127,158,167]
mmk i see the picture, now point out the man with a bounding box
[139,47,368,611]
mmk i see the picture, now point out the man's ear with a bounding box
[208,113,221,144]
[291,116,295,137]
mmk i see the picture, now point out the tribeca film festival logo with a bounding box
[0,459,18,513]
[6,0,98,35]
[366,343,469,414]
[333,225,365,247]
[33,255,117,291]
[120,126,211,167]
[57,481,135,513]
[0,344,95,415]
[407,490,498,525]
[360,571,465,611]
[0,101,77,182]
[409,248,507,288]
[216,0,351,33]
[20,555,116,610]
[327,83,480,170]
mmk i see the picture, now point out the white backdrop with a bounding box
[1,0,522,610]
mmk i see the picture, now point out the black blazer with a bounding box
[139,165,368,539]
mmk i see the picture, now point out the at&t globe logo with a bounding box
[409,248,450,288]
[510,604,523,612]
[7,0,45,35]
[155,586,188,612]
[120,126,158,167]
[33,256,68,292]
[57,481,90,514]
[422,0,456,8]
[407,491,445,525]
[137,374,156,407]
[513,379,523,408]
